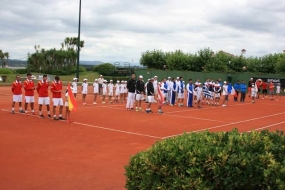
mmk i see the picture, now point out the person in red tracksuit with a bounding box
[37,74,51,118]
[50,75,65,120]
[24,73,35,115]
[11,75,25,114]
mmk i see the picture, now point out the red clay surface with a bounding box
[0,86,284,190]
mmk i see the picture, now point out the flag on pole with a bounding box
[157,84,165,106]
[67,82,78,112]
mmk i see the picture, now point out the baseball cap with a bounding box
[139,75,143,78]
[83,78,88,81]
[150,78,154,80]
[224,81,227,83]
[73,77,78,80]
[154,76,157,78]
[94,79,98,81]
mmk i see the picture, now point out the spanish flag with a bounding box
[68,82,78,112]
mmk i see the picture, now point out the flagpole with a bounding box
[76,0,82,80]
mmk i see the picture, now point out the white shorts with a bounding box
[136,94,144,101]
[108,91,113,96]
[13,95,22,102]
[197,95,203,101]
[65,102,69,107]
[82,91,88,95]
[52,98,64,106]
[25,96,35,103]
[103,90,107,96]
[147,95,154,103]
[163,92,168,97]
[214,93,220,98]
[178,93,184,99]
[38,97,50,105]
[251,92,257,97]
[94,90,99,94]
[72,90,77,94]
[115,91,120,96]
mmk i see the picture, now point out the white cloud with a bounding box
[0,0,284,63]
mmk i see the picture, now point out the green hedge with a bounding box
[0,68,15,74]
[125,129,285,190]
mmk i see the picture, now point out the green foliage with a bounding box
[275,54,285,74]
[125,129,285,190]
[140,48,285,74]
[27,37,84,75]
[14,68,28,74]
[0,68,15,74]
[92,63,116,76]
[140,49,167,69]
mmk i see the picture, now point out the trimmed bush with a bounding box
[125,129,285,190]
[93,63,115,76]
[0,68,15,74]
[13,68,28,74]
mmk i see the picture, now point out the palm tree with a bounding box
[0,50,4,68]
[3,52,9,68]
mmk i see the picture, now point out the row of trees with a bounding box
[140,48,285,74]
[0,50,9,68]
[27,37,84,75]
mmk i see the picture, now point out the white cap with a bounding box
[125,80,127,82]
[117,80,120,83]
[150,78,154,81]
[154,76,157,78]
[94,79,98,81]
[177,77,179,79]
[224,81,227,83]
[110,80,113,82]
[168,77,171,79]
[83,78,88,81]
[73,78,78,80]
[100,75,103,77]
[103,80,107,82]
[139,75,143,78]
[250,78,253,80]
[148,79,150,81]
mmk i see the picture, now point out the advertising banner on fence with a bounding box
[252,77,285,88]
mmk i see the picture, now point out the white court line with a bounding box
[72,122,162,139]
[248,121,285,132]
[163,113,228,123]
[97,106,231,123]
[162,111,285,139]
[1,109,162,140]
[166,103,252,114]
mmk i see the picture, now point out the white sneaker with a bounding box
[222,104,226,107]
[93,102,97,105]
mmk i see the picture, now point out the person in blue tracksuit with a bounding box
[186,79,194,107]
[170,78,177,106]
[240,80,247,102]
[233,81,240,101]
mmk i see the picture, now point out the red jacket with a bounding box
[37,80,49,97]
[24,79,35,96]
[11,81,22,95]
[51,81,62,98]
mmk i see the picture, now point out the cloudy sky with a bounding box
[1,0,285,64]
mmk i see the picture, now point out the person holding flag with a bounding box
[186,79,194,107]
[65,82,78,122]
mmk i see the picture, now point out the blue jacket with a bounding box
[240,83,247,92]
[234,83,240,91]
[228,83,232,93]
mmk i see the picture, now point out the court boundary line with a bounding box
[93,106,230,123]
[162,111,285,139]
[248,121,285,132]
[0,109,163,140]
[165,103,252,114]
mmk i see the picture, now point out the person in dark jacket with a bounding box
[126,74,136,110]
[240,80,247,102]
[146,78,155,113]
[135,75,145,112]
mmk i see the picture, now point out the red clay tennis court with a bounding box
[0,86,284,190]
